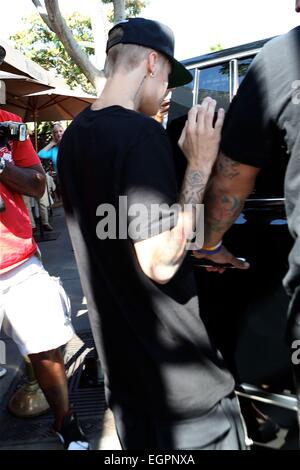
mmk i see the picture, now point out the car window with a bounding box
[197,64,230,111]
[238,57,253,86]
[168,69,195,122]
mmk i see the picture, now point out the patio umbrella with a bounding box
[0,72,53,148]
[0,71,52,99]
[23,87,97,122]
[2,87,97,149]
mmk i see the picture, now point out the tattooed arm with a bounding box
[134,98,224,284]
[192,151,260,270]
[204,152,259,245]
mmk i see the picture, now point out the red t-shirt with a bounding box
[0,110,40,274]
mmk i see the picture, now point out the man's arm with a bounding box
[134,97,225,284]
[193,151,260,269]
[0,162,46,199]
[204,153,260,245]
[135,164,213,284]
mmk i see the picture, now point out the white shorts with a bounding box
[0,256,74,356]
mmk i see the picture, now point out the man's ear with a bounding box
[147,51,159,76]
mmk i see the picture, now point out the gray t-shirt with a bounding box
[221,26,300,295]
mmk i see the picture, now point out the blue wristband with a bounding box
[195,241,222,255]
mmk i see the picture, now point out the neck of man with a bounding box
[92,68,148,112]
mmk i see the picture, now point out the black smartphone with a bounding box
[194,258,246,269]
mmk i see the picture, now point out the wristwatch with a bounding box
[0,156,6,175]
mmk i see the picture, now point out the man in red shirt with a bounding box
[0,46,89,450]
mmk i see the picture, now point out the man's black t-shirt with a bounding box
[220,26,300,295]
[58,105,234,420]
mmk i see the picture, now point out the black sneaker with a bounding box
[55,413,90,450]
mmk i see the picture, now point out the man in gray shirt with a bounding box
[195,1,300,428]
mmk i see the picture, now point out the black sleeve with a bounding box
[167,115,188,190]
[221,49,275,168]
[122,123,179,242]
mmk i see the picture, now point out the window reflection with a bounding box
[198,64,230,111]
[168,69,195,122]
[238,58,253,85]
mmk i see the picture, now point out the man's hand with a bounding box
[178,97,225,173]
[192,245,250,273]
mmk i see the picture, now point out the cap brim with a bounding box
[168,57,193,89]
[0,46,6,66]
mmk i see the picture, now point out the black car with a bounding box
[167,38,298,445]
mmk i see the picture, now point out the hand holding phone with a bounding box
[192,245,250,272]
[194,258,247,269]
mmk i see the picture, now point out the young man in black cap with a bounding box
[58,18,247,450]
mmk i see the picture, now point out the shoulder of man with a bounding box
[261,26,300,65]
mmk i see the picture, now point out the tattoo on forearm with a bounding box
[217,155,241,180]
[180,168,210,205]
[204,192,243,240]
[153,168,211,270]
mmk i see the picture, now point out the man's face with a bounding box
[139,57,171,116]
[296,0,300,13]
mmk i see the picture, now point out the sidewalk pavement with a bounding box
[0,206,121,450]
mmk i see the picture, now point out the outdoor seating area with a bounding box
[1,0,300,462]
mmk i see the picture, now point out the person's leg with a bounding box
[217,394,248,450]
[38,189,53,230]
[22,195,36,229]
[1,258,89,449]
[29,348,69,430]
[29,348,89,449]
[39,199,49,225]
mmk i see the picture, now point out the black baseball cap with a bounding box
[106,18,193,89]
[0,46,6,66]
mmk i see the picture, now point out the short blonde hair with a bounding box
[104,26,167,78]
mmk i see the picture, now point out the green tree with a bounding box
[10,13,96,94]
[27,0,148,93]
[102,0,148,21]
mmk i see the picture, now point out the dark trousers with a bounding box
[112,393,247,450]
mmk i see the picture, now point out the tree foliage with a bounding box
[10,13,96,94]
[11,1,148,93]
[102,0,148,21]
[209,43,223,52]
